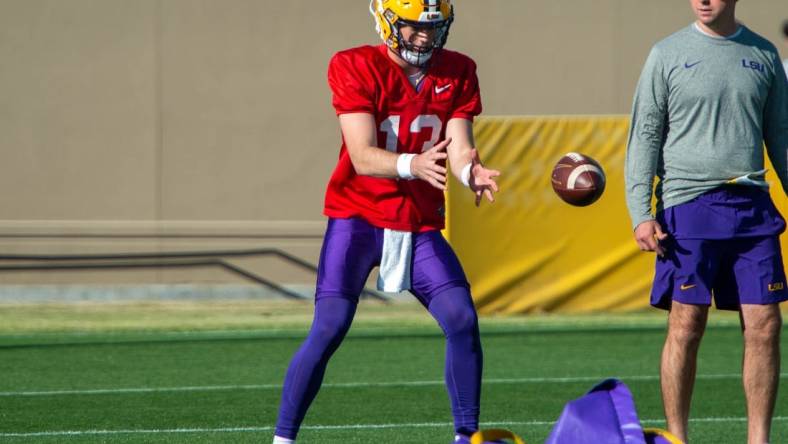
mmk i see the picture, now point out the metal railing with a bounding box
[0,248,388,301]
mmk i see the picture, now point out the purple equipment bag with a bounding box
[545,379,681,444]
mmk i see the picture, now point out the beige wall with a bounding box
[0,0,786,285]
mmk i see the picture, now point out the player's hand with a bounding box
[411,138,450,190]
[469,148,501,206]
[634,220,668,257]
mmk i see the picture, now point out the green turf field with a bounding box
[0,300,785,443]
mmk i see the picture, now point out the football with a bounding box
[550,152,606,206]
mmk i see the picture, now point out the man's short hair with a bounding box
[783,19,788,38]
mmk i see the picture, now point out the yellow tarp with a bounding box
[446,116,788,314]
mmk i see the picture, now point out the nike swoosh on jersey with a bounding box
[434,84,452,94]
[680,284,697,290]
[684,61,702,69]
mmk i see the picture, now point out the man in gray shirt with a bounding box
[625,0,788,443]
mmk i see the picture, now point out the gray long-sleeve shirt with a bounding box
[625,24,788,230]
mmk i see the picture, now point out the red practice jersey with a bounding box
[324,44,482,232]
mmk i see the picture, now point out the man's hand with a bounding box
[468,148,501,206]
[411,138,450,190]
[634,220,668,257]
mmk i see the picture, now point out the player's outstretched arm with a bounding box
[410,139,450,190]
[339,113,400,177]
[446,118,500,206]
[339,113,449,190]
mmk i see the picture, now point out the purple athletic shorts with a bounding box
[651,186,788,311]
[315,217,469,306]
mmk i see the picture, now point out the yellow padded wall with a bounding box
[447,116,788,314]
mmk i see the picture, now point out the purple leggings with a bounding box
[274,218,483,439]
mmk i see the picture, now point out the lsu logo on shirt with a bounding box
[741,59,765,73]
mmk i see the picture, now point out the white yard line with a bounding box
[1,417,786,438]
[2,373,786,397]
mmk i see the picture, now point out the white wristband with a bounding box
[460,162,472,187]
[397,153,416,180]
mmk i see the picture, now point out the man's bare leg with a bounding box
[740,303,782,444]
[661,301,709,442]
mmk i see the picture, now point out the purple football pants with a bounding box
[274,218,483,439]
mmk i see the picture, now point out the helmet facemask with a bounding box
[370,0,454,68]
[392,17,452,67]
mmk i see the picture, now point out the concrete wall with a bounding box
[0,0,786,287]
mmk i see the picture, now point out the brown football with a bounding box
[550,152,606,206]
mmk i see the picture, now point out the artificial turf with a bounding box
[0,300,784,443]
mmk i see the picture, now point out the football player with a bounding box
[272,1,501,443]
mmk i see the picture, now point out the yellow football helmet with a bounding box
[470,428,526,444]
[369,0,454,66]
[643,428,684,444]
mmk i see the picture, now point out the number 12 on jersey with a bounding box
[380,114,442,153]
